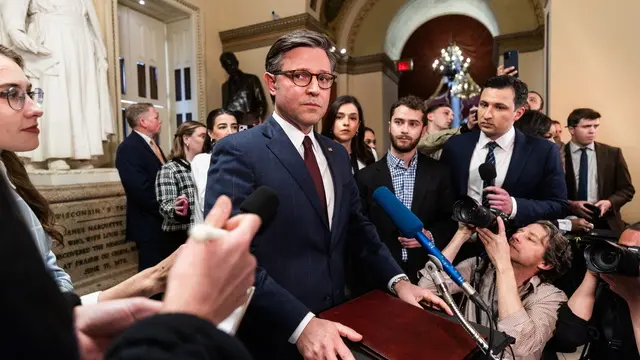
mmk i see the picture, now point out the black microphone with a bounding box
[479,163,496,187]
[239,186,280,228]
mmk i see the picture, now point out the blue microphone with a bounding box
[373,186,488,310]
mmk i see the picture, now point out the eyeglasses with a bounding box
[0,87,44,111]
[272,70,336,89]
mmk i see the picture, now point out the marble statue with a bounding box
[220,52,267,126]
[1,0,114,171]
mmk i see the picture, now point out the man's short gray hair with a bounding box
[125,102,154,129]
[265,30,337,74]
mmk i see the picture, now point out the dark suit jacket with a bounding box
[204,117,403,359]
[115,132,166,269]
[355,153,456,283]
[441,128,568,227]
[564,142,635,232]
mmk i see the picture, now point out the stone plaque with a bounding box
[39,180,138,295]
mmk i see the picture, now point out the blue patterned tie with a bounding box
[578,148,589,201]
[482,141,498,207]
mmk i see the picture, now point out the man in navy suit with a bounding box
[205,30,449,360]
[441,76,567,233]
[115,103,166,271]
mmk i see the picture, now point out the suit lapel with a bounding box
[595,142,607,199]
[564,144,577,199]
[131,132,163,165]
[503,130,531,191]
[459,132,479,193]
[263,118,330,228]
[375,156,395,194]
[317,136,342,240]
[411,154,431,213]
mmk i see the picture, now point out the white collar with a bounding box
[569,141,595,152]
[478,126,516,150]
[272,111,319,151]
[134,130,153,145]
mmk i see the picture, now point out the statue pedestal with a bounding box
[28,168,121,187]
[33,169,138,296]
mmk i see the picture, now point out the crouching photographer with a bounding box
[544,222,640,359]
[418,217,572,360]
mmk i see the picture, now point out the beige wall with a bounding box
[347,72,398,156]
[351,0,405,57]
[549,0,640,221]
[216,0,306,31]
[498,50,546,104]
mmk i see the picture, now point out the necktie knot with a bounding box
[486,141,498,151]
[303,136,313,150]
[580,147,588,153]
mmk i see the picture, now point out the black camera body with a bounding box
[583,239,640,276]
[452,196,510,233]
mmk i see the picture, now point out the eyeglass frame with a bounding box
[271,69,337,90]
[0,87,44,111]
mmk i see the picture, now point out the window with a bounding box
[149,66,158,100]
[137,62,146,98]
[186,112,192,122]
[184,67,192,100]
[174,69,182,101]
[119,57,126,95]
[177,113,183,126]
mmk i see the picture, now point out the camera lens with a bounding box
[452,197,496,229]
[590,248,620,272]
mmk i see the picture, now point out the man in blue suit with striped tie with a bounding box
[441,76,567,230]
[204,30,449,360]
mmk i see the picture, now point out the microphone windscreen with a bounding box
[239,186,280,227]
[479,162,497,183]
[373,186,423,236]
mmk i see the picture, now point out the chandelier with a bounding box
[451,71,481,99]
[431,43,480,99]
[432,43,470,79]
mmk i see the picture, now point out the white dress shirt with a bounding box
[467,127,518,218]
[272,112,335,229]
[190,152,211,223]
[569,141,599,203]
[272,112,405,344]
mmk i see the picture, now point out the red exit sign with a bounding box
[396,59,414,72]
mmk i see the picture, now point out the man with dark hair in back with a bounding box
[441,76,567,261]
[356,95,455,285]
[564,108,634,233]
[527,90,544,111]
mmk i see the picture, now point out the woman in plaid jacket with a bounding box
[155,121,207,255]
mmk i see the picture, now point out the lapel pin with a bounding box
[328,147,333,152]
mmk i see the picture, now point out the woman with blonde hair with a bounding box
[155,121,207,256]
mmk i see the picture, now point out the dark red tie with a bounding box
[302,136,327,211]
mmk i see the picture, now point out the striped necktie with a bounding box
[482,141,498,207]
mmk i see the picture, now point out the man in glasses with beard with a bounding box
[354,95,457,287]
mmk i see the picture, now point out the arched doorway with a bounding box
[398,15,496,100]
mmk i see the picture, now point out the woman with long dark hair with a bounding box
[191,108,239,219]
[155,121,207,255]
[321,95,376,174]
